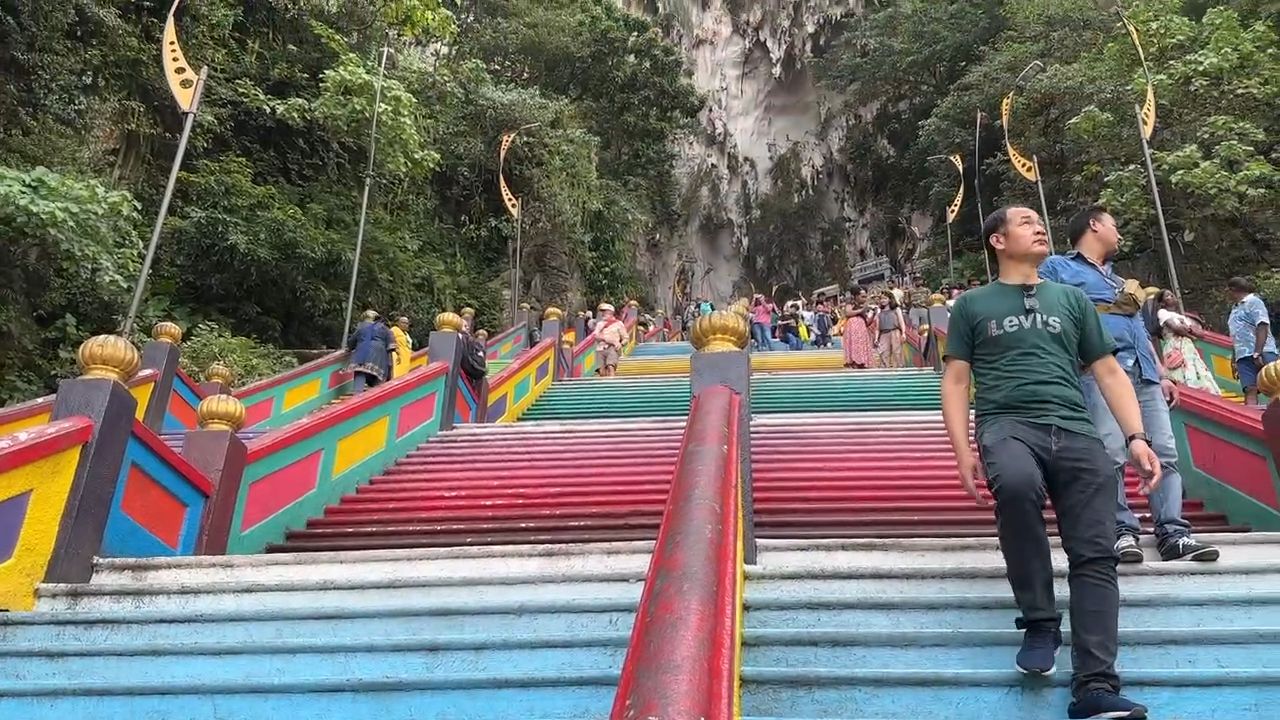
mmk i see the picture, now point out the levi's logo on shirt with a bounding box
[988,313,1063,337]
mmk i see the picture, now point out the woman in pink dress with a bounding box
[842,287,875,369]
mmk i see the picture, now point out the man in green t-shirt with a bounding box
[942,205,1161,720]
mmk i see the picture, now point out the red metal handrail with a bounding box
[611,385,743,719]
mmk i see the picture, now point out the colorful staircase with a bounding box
[269,418,686,551]
[1,541,647,717]
[740,534,1280,719]
[523,369,942,421]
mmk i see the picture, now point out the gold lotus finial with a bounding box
[197,394,246,431]
[690,310,750,353]
[205,361,235,386]
[460,306,476,318]
[77,335,142,383]
[730,303,750,318]
[519,302,531,312]
[435,312,465,333]
[152,321,183,344]
[930,293,948,307]
[543,306,564,321]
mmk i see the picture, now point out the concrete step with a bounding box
[742,536,1280,719]
[0,637,629,685]
[0,678,616,719]
[740,671,1273,719]
[745,627,1280,670]
[88,541,654,585]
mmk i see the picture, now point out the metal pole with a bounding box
[945,221,955,280]
[1032,154,1055,253]
[340,41,392,348]
[974,110,992,282]
[1136,104,1184,312]
[512,198,523,321]
[122,66,208,336]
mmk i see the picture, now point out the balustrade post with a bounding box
[186,395,248,555]
[689,310,756,564]
[541,307,568,380]
[428,312,469,430]
[44,335,141,583]
[137,321,185,432]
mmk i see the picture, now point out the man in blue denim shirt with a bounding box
[1041,206,1219,563]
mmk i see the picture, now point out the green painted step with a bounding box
[520,371,942,421]
[489,359,512,374]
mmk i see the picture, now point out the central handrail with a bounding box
[611,385,744,719]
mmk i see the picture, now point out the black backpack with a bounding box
[460,335,487,381]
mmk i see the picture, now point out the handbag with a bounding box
[1163,348,1186,370]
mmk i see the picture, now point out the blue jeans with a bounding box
[1079,371,1190,542]
[751,322,771,351]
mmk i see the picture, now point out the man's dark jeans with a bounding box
[976,418,1122,699]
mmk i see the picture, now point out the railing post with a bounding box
[541,307,568,380]
[688,310,755,565]
[186,395,249,555]
[44,335,141,583]
[200,361,235,397]
[138,321,184,432]
[428,312,469,431]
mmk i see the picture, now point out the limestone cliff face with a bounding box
[622,0,873,306]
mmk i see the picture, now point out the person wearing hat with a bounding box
[346,310,394,393]
[594,303,628,377]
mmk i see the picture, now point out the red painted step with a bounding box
[267,413,1247,553]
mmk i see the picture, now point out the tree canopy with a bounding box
[817,0,1280,319]
[0,0,699,403]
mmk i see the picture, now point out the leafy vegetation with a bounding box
[0,0,698,403]
[818,0,1280,323]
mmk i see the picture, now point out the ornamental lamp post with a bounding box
[498,123,541,323]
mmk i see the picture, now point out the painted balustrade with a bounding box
[485,321,530,362]
[484,338,556,423]
[610,385,744,720]
[234,351,353,430]
[227,362,450,553]
[1172,389,1280,529]
[0,419,95,610]
[100,419,213,557]
[0,369,162,437]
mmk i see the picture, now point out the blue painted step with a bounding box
[0,542,650,718]
[743,535,1280,719]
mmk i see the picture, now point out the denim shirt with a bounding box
[1040,252,1161,384]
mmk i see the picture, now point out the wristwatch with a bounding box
[1126,432,1152,448]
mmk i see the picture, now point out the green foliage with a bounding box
[0,166,142,403]
[0,0,696,402]
[178,322,297,385]
[820,0,1280,324]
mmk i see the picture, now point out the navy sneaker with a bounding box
[1067,690,1149,718]
[1015,625,1061,675]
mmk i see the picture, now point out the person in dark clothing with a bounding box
[942,206,1160,720]
[347,310,395,393]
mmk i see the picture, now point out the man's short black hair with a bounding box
[1067,205,1111,246]
[980,207,1012,245]
[1228,276,1255,293]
